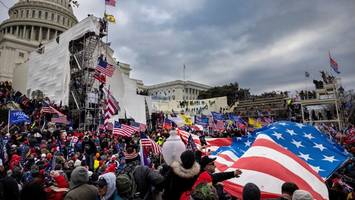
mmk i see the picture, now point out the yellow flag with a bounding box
[180,114,192,125]
[248,118,255,126]
[255,119,262,128]
[104,13,116,23]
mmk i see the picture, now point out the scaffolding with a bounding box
[68,31,103,130]
[299,77,343,129]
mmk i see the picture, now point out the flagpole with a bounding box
[7,109,10,133]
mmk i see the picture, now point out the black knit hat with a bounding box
[200,156,217,170]
[180,150,195,169]
[243,183,261,200]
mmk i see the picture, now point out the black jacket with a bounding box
[133,165,164,200]
[163,161,200,200]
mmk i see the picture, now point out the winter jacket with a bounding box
[45,175,69,200]
[163,161,200,200]
[98,172,116,200]
[133,165,164,200]
[64,184,97,200]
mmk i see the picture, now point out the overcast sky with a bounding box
[1,0,355,94]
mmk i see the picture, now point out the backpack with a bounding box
[116,168,142,200]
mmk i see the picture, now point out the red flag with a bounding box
[105,0,116,7]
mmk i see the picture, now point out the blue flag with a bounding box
[195,116,209,127]
[211,112,225,121]
[213,121,350,179]
[9,110,31,125]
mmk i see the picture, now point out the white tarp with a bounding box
[26,16,100,105]
[108,70,150,124]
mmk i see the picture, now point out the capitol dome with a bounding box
[0,0,78,81]
[0,0,78,45]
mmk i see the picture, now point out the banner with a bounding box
[9,110,31,125]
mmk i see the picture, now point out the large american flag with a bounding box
[113,121,138,137]
[96,57,115,77]
[212,121,349,199]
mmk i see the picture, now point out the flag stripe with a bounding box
[234,157,325,200]
[223,134,328,200]
[223,170,285,199]
[251,137,323,182]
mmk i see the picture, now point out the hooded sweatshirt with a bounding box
[98,172,117,200]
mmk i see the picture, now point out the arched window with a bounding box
[38,11,42,19]
[32,10,35,18]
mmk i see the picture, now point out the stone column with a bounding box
[30,26,35,40]
[15,26,19,37]
[10,26,13,34]
[23,26,27,39]
[46,28,50,40]
[39,26,42,41]
[54,30,57,39]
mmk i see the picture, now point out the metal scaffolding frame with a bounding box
[68,31,103,130]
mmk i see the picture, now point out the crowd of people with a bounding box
[0,81,355,200]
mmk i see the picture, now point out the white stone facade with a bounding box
[0,0,78,81]
[145,80,211,101]
[151,96,228,115]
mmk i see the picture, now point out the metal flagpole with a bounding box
[7,110,10,133]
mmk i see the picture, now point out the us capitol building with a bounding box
[0,0,78,81]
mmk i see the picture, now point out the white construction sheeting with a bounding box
[108,70,151,124]
[26,16,100,105]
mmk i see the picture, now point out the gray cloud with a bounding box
[1,0,354,94]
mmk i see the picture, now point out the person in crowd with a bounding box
[188,155,241,200]
[81,136,97,170]
[270,182,299,200]
[45,170,69,200]
[64,166,97,200]
[20,181,47,200]
[0,176,20,200]
[292,190,313,200]
[190,182,218,200]
[242,182,261,200]
[132,165,164,199]
[163,150,200,200]
[97,172,120,200]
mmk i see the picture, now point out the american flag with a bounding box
[140,133,162,154]
[41,105,64,116]
[105,0,116,7]
[51,115,68,124]
[113,121,138,137]
[104,89,119,129]
[96,57,115,77]
[222,134,329,200]
[329,52,340,74]
[131,121,147,132]
[93,70,106,84]
[213,120,225,131]
[212,121,349,199]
